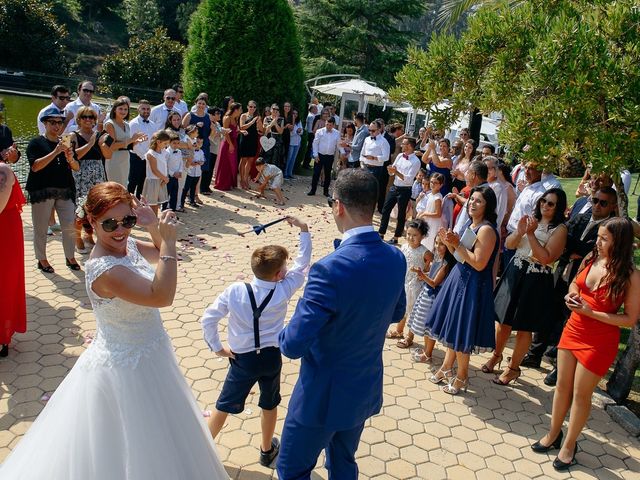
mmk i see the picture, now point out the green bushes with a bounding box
[98,28,185,100]
[183,0,305,111]
[0,0,68,73]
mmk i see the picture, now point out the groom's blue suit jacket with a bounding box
[279,231,406,430]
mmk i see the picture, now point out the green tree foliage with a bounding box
[99,28,185,99]
[183,0,305,111]
[123,0,161,40]
[0,0,68,73]
[392,0,640,182]
[295,0,425,89]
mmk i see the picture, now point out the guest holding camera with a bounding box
[26,108,81,273]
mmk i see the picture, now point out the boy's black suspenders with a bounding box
[244,283,275,354]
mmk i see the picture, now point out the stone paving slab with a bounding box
[1,177,639,479]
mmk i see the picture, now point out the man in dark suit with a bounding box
[277,169,407,480]
[522,187,618,384]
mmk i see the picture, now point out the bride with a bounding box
[0,182,228,479]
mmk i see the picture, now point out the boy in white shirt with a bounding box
[201,216,311,468]
[181,136,205,208]
[164,132,183,211]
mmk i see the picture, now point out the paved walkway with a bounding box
[1,178,638,479]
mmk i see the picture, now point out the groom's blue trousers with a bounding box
[276,416,365,480]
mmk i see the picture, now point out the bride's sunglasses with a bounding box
[101,215,137,232]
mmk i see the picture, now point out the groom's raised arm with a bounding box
[279,262,336,359]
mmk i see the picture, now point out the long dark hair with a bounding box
[497,162,515,187]
[533,188,567,228]
[468,185,497,226]
[581,217,635,302]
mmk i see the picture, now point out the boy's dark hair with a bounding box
[255,157,266,166]
[406,218,429,237]
[251,245,289,280]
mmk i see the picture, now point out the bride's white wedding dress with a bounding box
[0,239,228,479]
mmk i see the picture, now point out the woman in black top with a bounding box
[26,109,81,273]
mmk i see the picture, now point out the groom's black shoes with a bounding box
[259,437,280,468]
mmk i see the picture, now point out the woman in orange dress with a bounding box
[0,162,26,356]
[531,217,640,471]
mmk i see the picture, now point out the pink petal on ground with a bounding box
[202,410,212,418]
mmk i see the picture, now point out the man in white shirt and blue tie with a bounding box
[378,138,422,243]
[308,117,340,197]
[360,120,390,213]
[128,100,158,198]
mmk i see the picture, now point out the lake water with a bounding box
[1,93,50,140]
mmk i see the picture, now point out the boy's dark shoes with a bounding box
[259,437,280,468]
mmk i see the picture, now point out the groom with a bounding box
[277,169,407,479]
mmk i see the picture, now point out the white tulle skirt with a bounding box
[0,337,229,479]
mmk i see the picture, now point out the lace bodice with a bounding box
[81,238,169,368]
[513,223,558,273]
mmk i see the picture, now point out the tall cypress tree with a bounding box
[295,0,425,89]
[182,0,306,111]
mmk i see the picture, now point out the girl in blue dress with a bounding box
[425,185,499,395]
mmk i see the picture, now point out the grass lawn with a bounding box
[559,175,640,411]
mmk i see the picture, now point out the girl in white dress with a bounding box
[417,172,445,251]
[0,182,229,480]
[386,219,432,347]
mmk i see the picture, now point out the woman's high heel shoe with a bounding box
[553,443,579,471]
[37,261,55,274]
[492,366,521,386]
[442,376,469,395]
[481,352,503,374]
[531,430,563,453]
[66,259,81,271]
[429,368,454,385]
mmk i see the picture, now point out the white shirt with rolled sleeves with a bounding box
[173,100,189,118]
[129,115,159,159]
[360,134,390,167]
[149,103,174,126]
[391,152,421,188]
[312,127,340,158]
[506,180,547,232]
[201,232,312,354]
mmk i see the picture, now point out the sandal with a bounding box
[37,261,55,274]
[481,352,503,374]
[443,377,469,395]
[429,368,454,385]
[492,366,522,386]
[396,338,413,349]
[385,330,404,340]
[411,350,432,363]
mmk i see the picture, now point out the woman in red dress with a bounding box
[213,103,243,191]
[0,162,27,356]
[531,217,640,471]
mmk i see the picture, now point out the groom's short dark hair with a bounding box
[334,169,378,218]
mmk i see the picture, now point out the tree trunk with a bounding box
[607,322,640,404]
[468,108,482,145]
[614,175,629,217]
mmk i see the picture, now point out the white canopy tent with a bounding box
[305,75,393,128]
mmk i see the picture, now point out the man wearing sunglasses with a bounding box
[523,187,618,380]
[278,169,406,480]
[37,85,71,135]
[64,80,104,133]
[150,89,178,126]
[171,83,189,118]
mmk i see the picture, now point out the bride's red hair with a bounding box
[84,182,134,219]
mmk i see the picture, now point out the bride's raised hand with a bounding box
[158,209,178,244]
[132,195,158,228]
